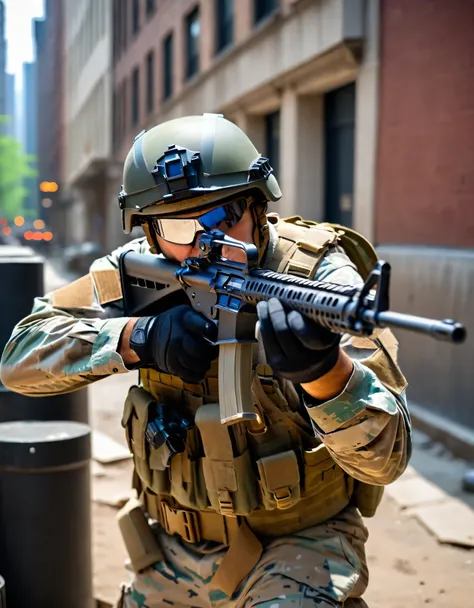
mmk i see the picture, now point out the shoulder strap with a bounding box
[320,223,378,280]
[266,215,340,279]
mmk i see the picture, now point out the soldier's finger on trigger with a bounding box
[183,310,217,341]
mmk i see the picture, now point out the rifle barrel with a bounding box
[364,310,466,344]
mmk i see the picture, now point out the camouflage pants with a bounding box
[118,507,369,608]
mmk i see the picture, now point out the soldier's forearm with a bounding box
[300,349,354,401]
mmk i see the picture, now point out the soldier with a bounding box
[0,114,411,607]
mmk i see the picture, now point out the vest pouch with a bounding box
[256,450,301,511]
[351,481,384,517]
[195,403,259,516]
[169,425,208,511]
[303,443,354,510]
[122,385,170,495]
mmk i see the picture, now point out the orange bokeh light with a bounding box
[14,216,25,227]
[2,226,12,236]
[42,231,53,241]
[33,219,46,229]
[0,218,6,226]
[24,231,33,240]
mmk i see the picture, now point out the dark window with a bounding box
[113,89,119,148]
[216,0,234,53]
[114,0,128,57]
[132,67,140,126]
[254,0,277,24]
[121,78,128,137]
[265,110,280,179]
[132,0,140,34]
[185,7,200,80]
[146,50,154,114]
[146,0,156,18]
[113,0,120,62]
[163,33,173,100]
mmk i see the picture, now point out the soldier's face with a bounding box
[155,208,255,263]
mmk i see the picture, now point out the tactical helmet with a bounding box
[119,114,282,235]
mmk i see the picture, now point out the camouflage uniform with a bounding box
[0,221,411,608]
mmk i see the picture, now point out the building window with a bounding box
[265,110,280,178]
[216,0,234,54]
[254,0,277,25]
[185,7,200,80]
[132,0,140,34]
[146,0,156,19]
[121,78,128,136]
[132,67,140,127]
[163,33,174,100]
[146,50,154,114]
[120,0,128,52]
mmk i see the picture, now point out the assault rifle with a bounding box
[119,230,466,426]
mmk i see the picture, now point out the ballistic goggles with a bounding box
[151,198,247,245]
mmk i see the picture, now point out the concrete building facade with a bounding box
[374,0,474,434]
[63,0,121,251]
[112,0,378,238]
[4,72,15,137]
[35,1,65,238]
[21,62,37,215]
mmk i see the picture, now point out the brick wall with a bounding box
[376,0,474,247]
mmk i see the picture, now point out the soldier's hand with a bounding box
[130,305,218,383]
[257,298,341,384]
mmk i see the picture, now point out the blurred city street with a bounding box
[44,258,474,608]
[1,1,474,606]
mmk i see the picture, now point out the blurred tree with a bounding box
[0,116,37,219]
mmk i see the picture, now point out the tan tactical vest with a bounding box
[120,216,407,541]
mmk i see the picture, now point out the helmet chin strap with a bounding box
[249,197,270,265]
[142,221,160,255]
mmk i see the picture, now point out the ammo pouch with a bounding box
[117,497,164,573]
[195,403,259,516]
[122,385,173,496]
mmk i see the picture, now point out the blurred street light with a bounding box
[43,232,53,242]
[0,219,6,226]
[40,181,59,193]
[14,216,25,227]
[41,198,53,208]
[33,219,46,230]
[2,227,11,236]
[24,231,33,240]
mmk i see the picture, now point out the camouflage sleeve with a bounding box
[303,246,412,485]
[0,237,151,397]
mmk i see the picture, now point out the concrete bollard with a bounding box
[0,246,89,423]
[0,420,93,608]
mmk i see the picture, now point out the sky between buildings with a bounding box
[5,0,44,91]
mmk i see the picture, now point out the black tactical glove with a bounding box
[130,305,218,383]
[257,298,341,384]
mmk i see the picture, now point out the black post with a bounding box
[0,576,5,608]
[0,246,89,423]
[0,420,93,608]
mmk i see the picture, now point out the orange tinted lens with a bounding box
[154,218,201,244]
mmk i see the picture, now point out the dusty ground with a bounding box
[88,374,474,608]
